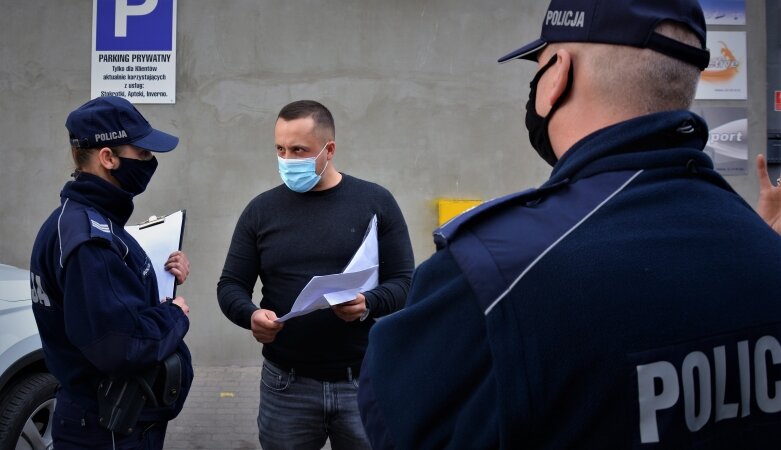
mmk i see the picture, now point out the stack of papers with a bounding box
[275,215,379,322]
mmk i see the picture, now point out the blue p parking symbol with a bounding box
[95,0,174,51]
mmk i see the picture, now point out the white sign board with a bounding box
[91,0,177,104]
[695,31,747,100]
[691,106,748,176]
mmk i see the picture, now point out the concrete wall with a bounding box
[0,0,768,366]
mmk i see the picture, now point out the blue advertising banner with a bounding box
[699,0,746,26]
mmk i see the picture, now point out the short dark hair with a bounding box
[277,100,335,139]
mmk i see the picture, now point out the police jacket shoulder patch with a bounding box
[58,203,114,266]
[85,209,112,242]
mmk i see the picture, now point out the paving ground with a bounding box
[164,366,261,450]
[163,366,333,450]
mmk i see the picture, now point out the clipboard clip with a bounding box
[138,215,166,229]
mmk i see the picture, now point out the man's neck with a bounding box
[312,169,343,191]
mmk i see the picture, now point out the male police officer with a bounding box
[359,0,781,448]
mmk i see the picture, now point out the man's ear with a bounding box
[544,49,573,108]
[96,147,117,170]
[325,141,336,160]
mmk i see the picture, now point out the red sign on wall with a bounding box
[776,91,781,111]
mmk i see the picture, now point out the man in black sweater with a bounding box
[217,100,414,450]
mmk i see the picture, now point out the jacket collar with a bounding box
[546,110,711,186]
[61,173,135,226]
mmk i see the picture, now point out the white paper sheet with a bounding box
[125,210,185,301]
[275,215,379,322]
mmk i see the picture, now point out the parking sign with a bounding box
[91,0,177,103]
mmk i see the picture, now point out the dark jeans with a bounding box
[52,391,167,450]
[258,360,371,450]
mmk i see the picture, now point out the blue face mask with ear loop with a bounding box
[277,142,329,193]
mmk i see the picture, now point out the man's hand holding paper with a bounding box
[252,309,284,343]
[332,293,368,322]
[275,215,380,323]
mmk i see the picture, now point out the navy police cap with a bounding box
[498,0,710,70]
[65,96,178,152]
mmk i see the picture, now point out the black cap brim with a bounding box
[498,39,547,63]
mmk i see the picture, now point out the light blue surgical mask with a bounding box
[277,142,329,193]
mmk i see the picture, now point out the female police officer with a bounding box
[29,96,193,449]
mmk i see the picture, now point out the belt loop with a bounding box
[290,367,297,382]
[347,367,353,382]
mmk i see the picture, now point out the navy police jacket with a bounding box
[29,173,192,421]
[359,111,781,449]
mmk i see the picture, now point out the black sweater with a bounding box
[217,174,414,372]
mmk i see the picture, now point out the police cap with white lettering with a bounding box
[65,96,178,152]
[498,0,710,70]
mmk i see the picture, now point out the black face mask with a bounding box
[525,55,574,167]
[112,156,158,195]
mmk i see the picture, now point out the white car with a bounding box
[0,263,57,450]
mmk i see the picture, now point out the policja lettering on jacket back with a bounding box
[636,331,781,444]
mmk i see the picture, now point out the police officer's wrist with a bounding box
[165,297,182,312]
